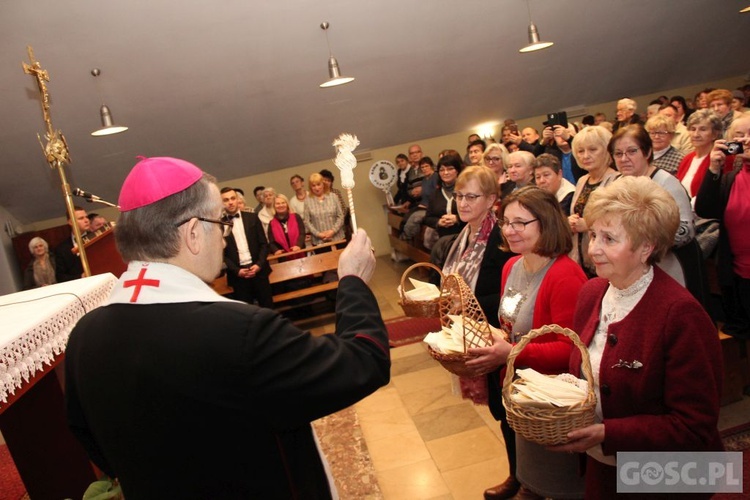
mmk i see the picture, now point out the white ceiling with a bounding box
[1,1,748,223]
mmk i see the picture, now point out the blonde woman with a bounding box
[303,172,344,248]
[267,194,306,261]
[568,126,619,277]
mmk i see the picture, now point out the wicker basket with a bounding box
[426,273,497,377]
[502,324,596,446]
[398,262,444,318]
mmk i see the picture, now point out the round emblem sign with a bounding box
[369,160,397,191]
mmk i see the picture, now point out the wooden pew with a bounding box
[387,210,431,263]
[267,240,346,305]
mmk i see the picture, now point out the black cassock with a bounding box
[65,275,390,499]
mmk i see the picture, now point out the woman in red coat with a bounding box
[466,186,587,499]
[675,109,727,199]
[551,176,723,499]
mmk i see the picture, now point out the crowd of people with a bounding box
[43,83,748,498]
[215,168,353,308]
[389,86,749,499]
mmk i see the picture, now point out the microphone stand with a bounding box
[78,196,120,209]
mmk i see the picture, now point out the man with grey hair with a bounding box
[613,97,643,132]
[65,156,389,498]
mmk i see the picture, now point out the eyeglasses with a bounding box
[438,166,456,173]
[485,156,503,163]
[454,193,484,202]
[175,217,233,237]
[648,131,671,137]
[612,147,641,159]
[500,218,538,231]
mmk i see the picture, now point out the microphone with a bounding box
[73,188,101,201]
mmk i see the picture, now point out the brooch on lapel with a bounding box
[611,359,643,369]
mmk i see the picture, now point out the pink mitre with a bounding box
[119,156,203,211]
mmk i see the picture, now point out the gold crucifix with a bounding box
[22,45,89,277]
[22,46,52,136]
[22,45,71,167]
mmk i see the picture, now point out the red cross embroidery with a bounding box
[123,268,161,303]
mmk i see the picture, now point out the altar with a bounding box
[0,274,116,499]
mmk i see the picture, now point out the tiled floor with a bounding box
[323,255,750,500]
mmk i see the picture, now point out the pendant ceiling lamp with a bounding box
[519,0,554,53]
[90,68,128,136]
[319,22,355,88]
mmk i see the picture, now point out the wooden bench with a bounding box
[387,210,431,263]
[266,240,346,305]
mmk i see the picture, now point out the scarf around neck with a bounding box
[269,214,304,259]
[442,211,496,290]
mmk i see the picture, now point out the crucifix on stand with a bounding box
[22,45,91,277]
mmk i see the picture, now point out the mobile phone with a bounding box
[546,111,568,129]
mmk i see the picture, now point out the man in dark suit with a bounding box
[220,187,273,308]
[54,205,91,282]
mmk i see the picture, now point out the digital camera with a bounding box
[725,141,744,155]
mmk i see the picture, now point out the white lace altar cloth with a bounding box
[0,273,116,408]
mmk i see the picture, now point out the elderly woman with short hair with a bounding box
[569,126,619,277]
[613,97,641,132]
[645,114,685,175]
[551,176,722,499]
[676,109,729,199]
[256,187,277,234]
[23,236,56,289]
[501,151,535,199]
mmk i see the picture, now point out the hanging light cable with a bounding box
[90,68,128,136]
[319,22,355,88]
[519,0,554,53]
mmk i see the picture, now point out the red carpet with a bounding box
[714,422,750,499]
[0,445,26,500]
[385,316,441,347]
